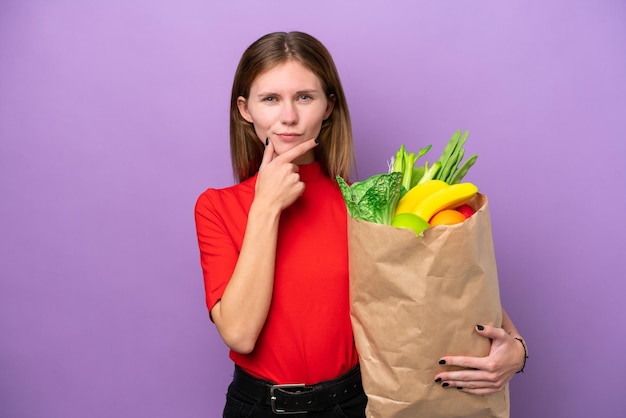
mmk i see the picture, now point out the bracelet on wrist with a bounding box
[513,337,528,373]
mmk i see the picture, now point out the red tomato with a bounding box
[455,204,476,219]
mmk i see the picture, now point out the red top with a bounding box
[194,162,359,384]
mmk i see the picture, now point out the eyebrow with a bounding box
[254,89,321,98]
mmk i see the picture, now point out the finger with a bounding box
[441,382,504,395]
[273,137,319,164]
[259,138,275,169]
[435,367,495,384]
[435,371,499,392]
[475,324,507,340]
[441,375,507,393]
[458,387,502,395]
[438,355,487,371]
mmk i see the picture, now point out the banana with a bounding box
[413,182,478,222]
[395,180,449,215]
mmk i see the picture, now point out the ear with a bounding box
[324,94,336,120]
[237,96,253,123]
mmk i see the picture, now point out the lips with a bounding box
[275,133,302,142]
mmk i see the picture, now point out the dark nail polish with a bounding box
[434,377,442,383]
[457,387,463,390]
[477,324,484,331]
[314,137,320,144]
[265,138,269,146]
[442,383,449,388]
[438,359,446,365]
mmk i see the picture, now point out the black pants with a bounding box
[222,366,367,418]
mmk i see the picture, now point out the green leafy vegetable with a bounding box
[390,130,478,187]
[341,130,478,225]
[449,154,478,184]
[336,172,403,225]
[433,130,478,184]
[410,166,425,189]
[392,145,417,192]
[417,161,442,185]
[391,144,432,193]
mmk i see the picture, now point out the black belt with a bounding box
[232,364,363,414]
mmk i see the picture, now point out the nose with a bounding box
[280,101,298,125]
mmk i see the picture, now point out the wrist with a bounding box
[513,337,528,373]
[249,198,282,221]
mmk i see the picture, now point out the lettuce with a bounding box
[336,172,403,225]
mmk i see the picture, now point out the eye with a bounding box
[263,96,277,102]
[298,94,312,101]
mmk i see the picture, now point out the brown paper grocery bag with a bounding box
[348,194,510,418]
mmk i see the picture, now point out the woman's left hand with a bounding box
[433,325,525,395]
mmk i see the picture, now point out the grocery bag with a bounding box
[348,193,510,418]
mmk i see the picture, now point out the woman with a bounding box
[195,31,526,417]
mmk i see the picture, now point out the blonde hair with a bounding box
[229,31,355,183]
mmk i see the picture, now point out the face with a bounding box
[237,60,334,164]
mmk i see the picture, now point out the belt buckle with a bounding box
[270,384,309,414]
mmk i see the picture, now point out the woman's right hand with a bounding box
[211,137,319,354]
[253,138,319,212]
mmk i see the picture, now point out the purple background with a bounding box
[1,1,625,417]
